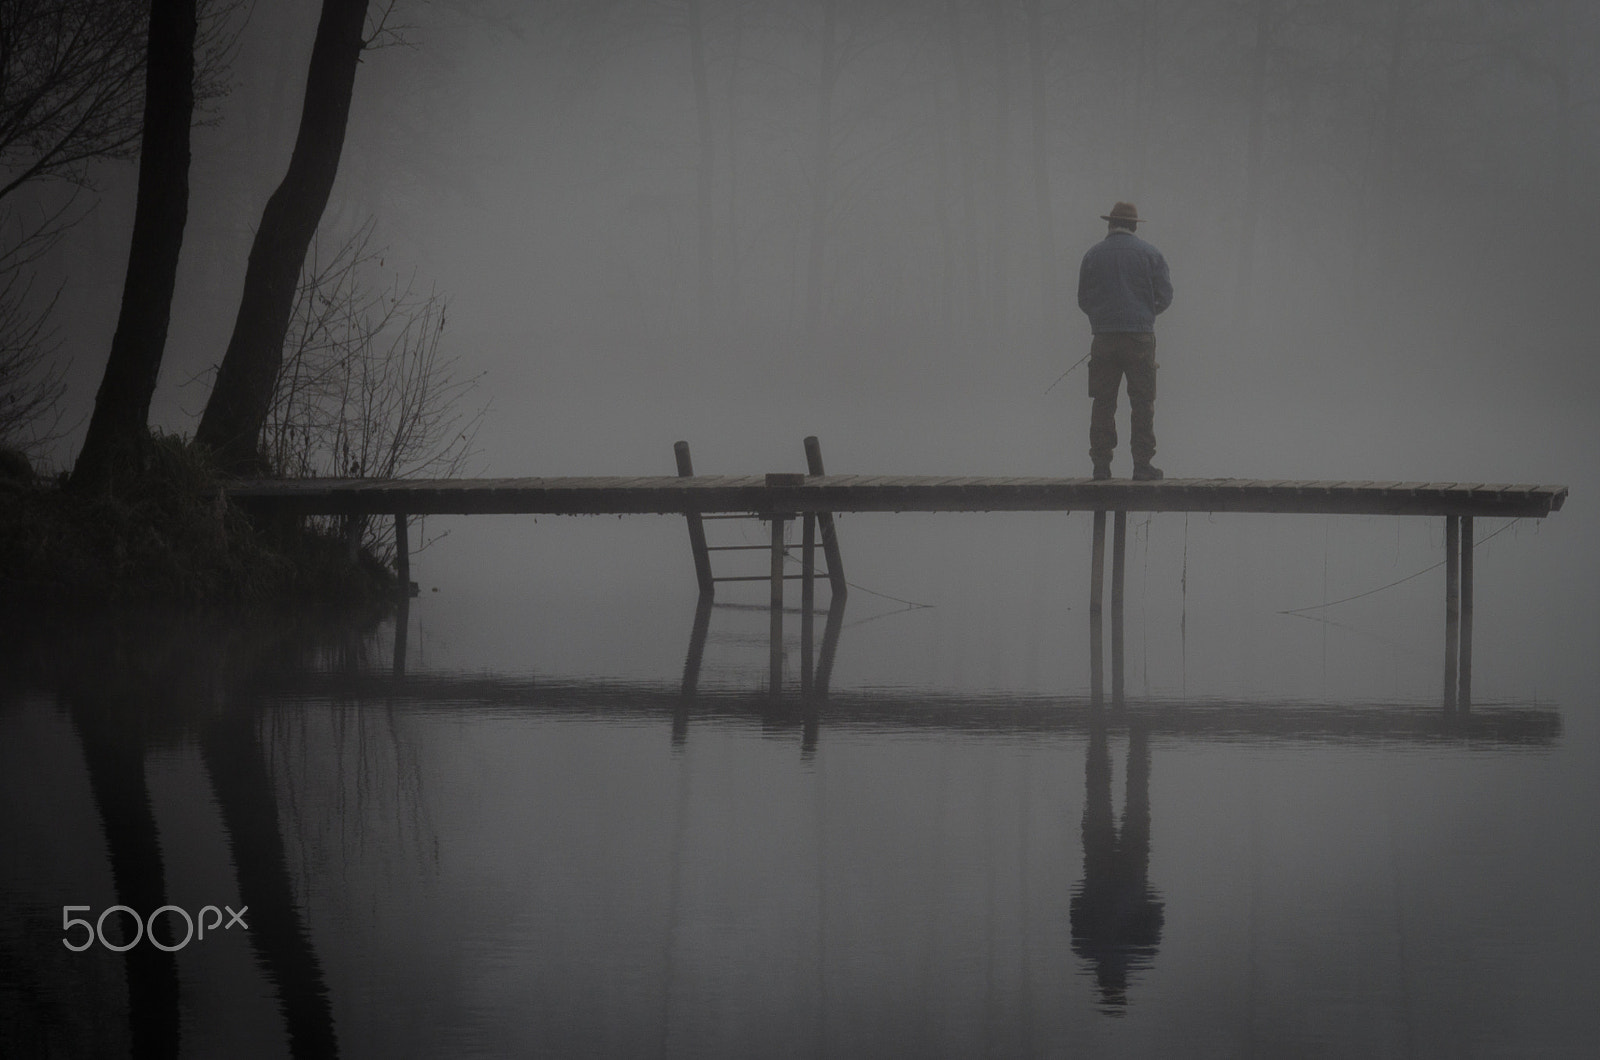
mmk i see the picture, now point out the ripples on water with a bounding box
[2,514,1596,1056]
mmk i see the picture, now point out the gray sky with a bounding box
[20,0,1599,491]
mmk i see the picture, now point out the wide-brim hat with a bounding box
[1099,201,1143,224]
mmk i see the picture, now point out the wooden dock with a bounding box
[226,438,1567,713]
[226,474,1567,519]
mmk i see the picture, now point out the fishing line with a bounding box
[781,549,934,610]
[1278,518,1521,615]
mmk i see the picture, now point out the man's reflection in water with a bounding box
[1070,713,1164,1014]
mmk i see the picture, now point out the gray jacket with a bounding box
[1077,231,1173,334]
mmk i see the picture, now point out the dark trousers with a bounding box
[1087,332,1157,467]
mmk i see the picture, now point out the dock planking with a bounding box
[226,474,1569,520]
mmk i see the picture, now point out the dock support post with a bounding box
[770,514,786,694]
[804,436,847,600]
[393,513,411,675]
[1090,511,1107,615]
[1112,510,1127,707]
[1444,514,1460,707]
[1460,515,1473,708]
[344,514,362,562]
[815,594,844,697]
[1090,511,1106,697]
[675,441,714,597]
[393,594,409,676]
[393,513,410,597]
[801,513,816,697]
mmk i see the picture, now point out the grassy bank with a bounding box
[0,435,397,607]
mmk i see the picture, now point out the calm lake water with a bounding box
[3,500,1598,1057]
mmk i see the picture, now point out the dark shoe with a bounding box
[1092,464,1111,480]
[1132,463,1163,481]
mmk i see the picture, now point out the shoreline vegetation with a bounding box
[0,434,399,609]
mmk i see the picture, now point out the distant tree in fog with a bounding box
[803,0,837,340]
[1024,0,1059,337]
[686,0,716,333]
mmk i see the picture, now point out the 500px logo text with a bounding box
[62,905,248,952]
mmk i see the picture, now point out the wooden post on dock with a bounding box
[804,436,847,600]
[1445,514,1460,707]
[675,441,715,596]
[1112,510,1127,707]
[1460,515,1474,708]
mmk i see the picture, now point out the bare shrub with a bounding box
[266,218,487,563]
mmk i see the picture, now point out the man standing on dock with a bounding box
[1077,202,1173,480]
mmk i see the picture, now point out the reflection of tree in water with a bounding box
[69,684,182,1057]
[1070,716,1163,1014]
[10,612,355,1057]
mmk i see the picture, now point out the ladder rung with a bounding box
[704,545,773,551]
[712,602,834,614]
[711,575,814,582]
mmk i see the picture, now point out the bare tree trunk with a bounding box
[1233,0,1272,328]
[196,0,370,475]
[686,0,714,335]
[1025,0,1058,338]
[803,0,837,341]
[71,0,198,491]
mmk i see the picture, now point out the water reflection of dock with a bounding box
[343,598,1559,1018]
[348,596,1561,749]
[276,666,1562,748]
[6,604,1564,1048]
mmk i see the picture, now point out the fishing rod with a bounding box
[1043,351,1091,394]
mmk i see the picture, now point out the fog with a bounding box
[19,0,1593,683]
[7,7,1600,1048]
[16,0,1590,474]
